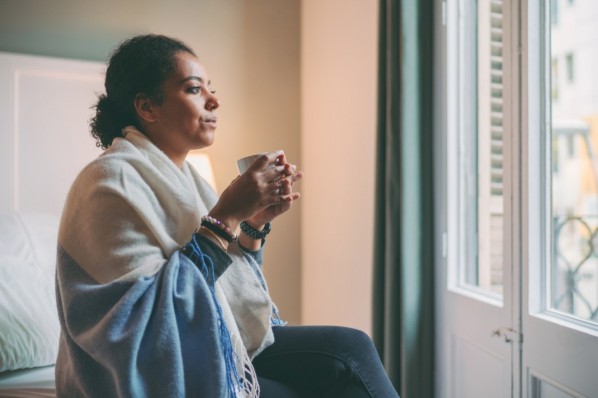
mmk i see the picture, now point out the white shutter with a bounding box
[490,0,504,199]
[478,0,504,293]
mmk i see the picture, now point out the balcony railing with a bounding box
[553,214,598,321]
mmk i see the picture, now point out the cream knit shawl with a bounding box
[58,126,276,396]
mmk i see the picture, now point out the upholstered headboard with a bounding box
[0,52,105,374]
[0,52,105,216]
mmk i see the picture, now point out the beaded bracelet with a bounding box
[240,221,271,240]
[200,215,238,243]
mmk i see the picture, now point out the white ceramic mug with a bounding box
[237,153,270,174]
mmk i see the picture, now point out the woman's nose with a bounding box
[206,93,219,111]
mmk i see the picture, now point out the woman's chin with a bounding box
[199,137,215,149]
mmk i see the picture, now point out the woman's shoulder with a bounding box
[68,138,147,195]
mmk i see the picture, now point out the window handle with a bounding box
[491,327,522,344]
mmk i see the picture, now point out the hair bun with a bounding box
[90,94,126,149]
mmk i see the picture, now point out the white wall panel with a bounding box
[0,52,103,216]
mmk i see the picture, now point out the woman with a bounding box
[55,34,399,398]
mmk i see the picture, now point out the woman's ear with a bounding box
[134,93,158,123]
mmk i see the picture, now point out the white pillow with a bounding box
[0,213,59,274]
[0,256,60,371]
[0,213,60,372]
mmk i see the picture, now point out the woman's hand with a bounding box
[208,151,299,232]
[238,154,303,250]
[245,159,303,227]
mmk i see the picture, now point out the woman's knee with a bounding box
[263,325,379,368]
[334,326,372,344]
[319,326,377,354]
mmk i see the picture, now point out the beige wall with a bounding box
[0,0,302,324]
[0,0,381,329]
[301,1,379,334]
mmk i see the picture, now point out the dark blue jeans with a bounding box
[253,326,400,398]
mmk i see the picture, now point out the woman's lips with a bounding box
[202,117,217,128]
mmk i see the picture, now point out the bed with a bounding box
[0,366,56,398]
[0,51,105,397]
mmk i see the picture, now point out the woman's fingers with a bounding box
[227,150,302,218]
[290,170,303,184]
[214,150,304,225]
[246,150,284,173]
[262,165,287,181]
[275,192,301,212]
[268,171,303,196]
[264,164,303,207]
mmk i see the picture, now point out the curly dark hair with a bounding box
[90,34,196,149]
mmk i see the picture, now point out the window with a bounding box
[551,0,559,25]
[565,53,574,83]
[439,1,598,395]
[476,0,505,295]
[549,5,598,324]
[551,58,559,100]
[453,0,505,299]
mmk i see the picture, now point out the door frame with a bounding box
[522,0,598,396]
[434,0,521,396]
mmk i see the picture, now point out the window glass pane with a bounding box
[550,0,598,323]
[458,0,504,298]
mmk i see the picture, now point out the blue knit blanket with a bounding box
[55,246,230,397]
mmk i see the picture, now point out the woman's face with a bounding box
[146,51,219,158]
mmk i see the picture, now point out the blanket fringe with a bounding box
[187,234,259,398]
[232,335,260,398]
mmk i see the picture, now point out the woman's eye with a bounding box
[187,86,216,95]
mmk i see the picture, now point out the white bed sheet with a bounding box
[0,366,55,398]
